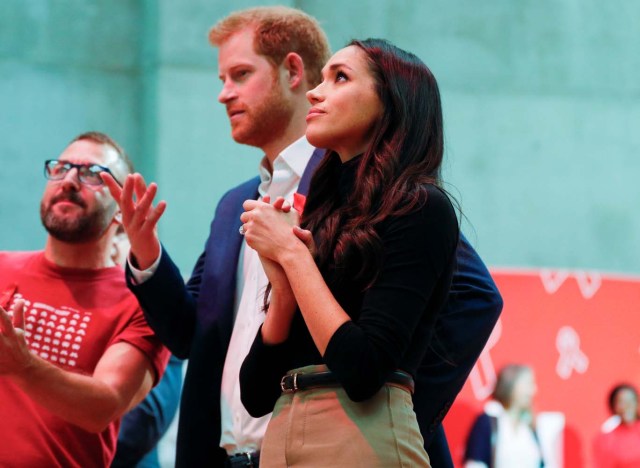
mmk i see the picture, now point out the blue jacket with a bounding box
[113,354,184,468]
[127,148,502,467]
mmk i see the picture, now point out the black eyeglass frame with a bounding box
[44,159,121,187]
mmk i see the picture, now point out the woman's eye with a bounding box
[336,71,348,82]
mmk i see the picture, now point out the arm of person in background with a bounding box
[414,234,503,450]
[463,412,493,468]
[102,172,198,358]
[112,355,184,468]
[0,301,157,433]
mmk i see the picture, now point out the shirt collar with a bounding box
[258,136,315,185]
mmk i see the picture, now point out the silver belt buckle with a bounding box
[280,373,298,393]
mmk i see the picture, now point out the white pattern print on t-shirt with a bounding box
[9,293,91,368]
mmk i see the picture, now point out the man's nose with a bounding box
[218,80,237,103]
[59,168,82,190]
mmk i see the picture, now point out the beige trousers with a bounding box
[259,365,431,468]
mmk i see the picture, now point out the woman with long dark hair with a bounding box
[238,38,459,466]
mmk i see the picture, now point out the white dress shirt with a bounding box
[130,136,316,455]
[219,136,313,454]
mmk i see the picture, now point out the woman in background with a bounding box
[593,383,640,468]
[238,38,459,466]
[464,364,543,468]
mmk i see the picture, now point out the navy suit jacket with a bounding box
[113,354,184,467]
[127,148,502,468]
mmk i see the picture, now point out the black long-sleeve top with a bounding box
[240,159,459,417]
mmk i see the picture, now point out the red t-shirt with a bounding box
[0,251,169,468]
[593,421,640,468]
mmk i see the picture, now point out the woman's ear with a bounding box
[283,52,305,90]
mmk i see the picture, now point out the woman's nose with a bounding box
[306,84,324,104]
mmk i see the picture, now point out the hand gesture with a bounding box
[269,196,300,226]
[240,196,300,262]
[101,172,167,270]
[268,196,315,256]
[0,300,33,376]
[292,226,315,256]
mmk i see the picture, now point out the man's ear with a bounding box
[283,52,305,90]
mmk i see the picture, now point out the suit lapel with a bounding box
[210,148,323,344]
[298,147,325,196]
[203,178,260,344]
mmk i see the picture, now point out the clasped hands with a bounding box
[240,196,313,293]
[240,196,314,262]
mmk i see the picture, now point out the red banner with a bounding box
[443,269,640,468]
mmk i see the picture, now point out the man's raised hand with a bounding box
[102,172,167,270]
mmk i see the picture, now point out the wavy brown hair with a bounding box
[301,38,448,288]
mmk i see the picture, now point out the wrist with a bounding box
[262,299,296,345]
[269,286,296,310]
[131,241,160,271]
[270,282,293,296]
[12,352,41,384]
[278,241,311,270]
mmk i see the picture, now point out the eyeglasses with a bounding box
[44,159,120,186]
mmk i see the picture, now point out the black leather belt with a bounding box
[280,370,415,394]
[225,451,259,468]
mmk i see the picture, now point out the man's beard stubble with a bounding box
[40,191,113,244]
[233,79,295,149]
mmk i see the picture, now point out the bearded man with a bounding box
[0,131,169,467]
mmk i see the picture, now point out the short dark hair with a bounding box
[608,383,639,414]
[70,131,134,175]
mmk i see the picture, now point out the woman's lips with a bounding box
[306,108,325,122]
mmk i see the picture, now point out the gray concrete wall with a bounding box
[2,0,638,277]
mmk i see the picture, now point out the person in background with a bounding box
[0,132,169,467]
[103,6,502,467]
[464,364,543,468]
[593,383,640,468]
[111,225,184,468]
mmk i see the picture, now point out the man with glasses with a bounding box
[0,132,169,467]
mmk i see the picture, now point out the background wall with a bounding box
[444,269,640,468]
[2,0,639,277]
